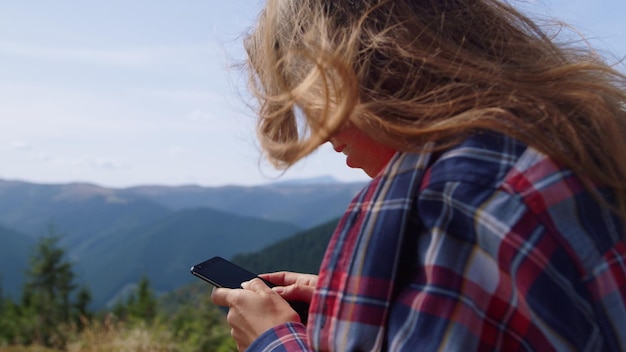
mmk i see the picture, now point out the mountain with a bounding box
[74,207,301,308]
[0,177,364,309]
[0,178,364,233]
[231,218,339,275]
[0,224,35,299]
[271,176,342,185]
[162,218,339,313]
[0,180,170,246]
[123,181,364,228]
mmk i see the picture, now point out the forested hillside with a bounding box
[0,178,362,309]
[164,217,339,314]
[80,207,301,308]
[232,218,339,275]
[0,224,34,298]
[0,195,344,351]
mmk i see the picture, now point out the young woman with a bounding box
[211,0,626,350]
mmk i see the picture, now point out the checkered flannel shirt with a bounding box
[248,132,626,351]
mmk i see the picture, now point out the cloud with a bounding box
[129,88,227,104]
[55,156,129,170]
[5,141,128,170]
[34,152,52,162]
[8,141,32,152]
[187,109,217,123]
[0,40,219,69]
[167,147,189,157]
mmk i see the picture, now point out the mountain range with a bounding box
[161,217,340,314]
[0,178,365,308]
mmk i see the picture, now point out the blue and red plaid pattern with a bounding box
[248,132,626,351]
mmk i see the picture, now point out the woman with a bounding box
[212,0,626,350]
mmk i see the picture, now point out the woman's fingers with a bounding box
[258,272,318,304]
[241,277,272,293]
[210,286,233,307]
[272,282,316,303]
[212,278,272,307]
[260,271,318,287]
[211,279,302,351]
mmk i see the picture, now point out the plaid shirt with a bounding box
[249,132,626,351]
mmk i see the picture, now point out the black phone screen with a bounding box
[190,256,269,289]
[190,256,310,323]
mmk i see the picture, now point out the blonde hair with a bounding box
[245,0,626,219]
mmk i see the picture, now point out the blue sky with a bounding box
[0,1,624,188]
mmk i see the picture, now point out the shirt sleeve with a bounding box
[246,322,310,352]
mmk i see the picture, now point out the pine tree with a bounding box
[74,286,92,330]
[21,232,91,348]
[112,275,158,324]
[129,275,158,323]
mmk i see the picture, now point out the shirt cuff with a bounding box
[247,322,309,352]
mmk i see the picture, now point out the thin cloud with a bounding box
[0,40,218,69]
[34,152,52,162]
[187,109,218,123]
[56,156,129,170]
[167,147,189,157]
[7,141,32,152]
[6,141,128,170]
[129,88,226,104]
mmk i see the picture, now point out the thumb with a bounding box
[241,278,272,293]
[272,283,315,303]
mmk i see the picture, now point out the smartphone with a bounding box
[190,256,309,323]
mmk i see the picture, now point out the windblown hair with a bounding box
[244,0,626,219]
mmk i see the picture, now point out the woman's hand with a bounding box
[211,278,301,351]
[260,271,318,303]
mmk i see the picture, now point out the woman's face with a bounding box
[328,123,397,177]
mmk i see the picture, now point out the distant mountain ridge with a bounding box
[0,177,365,308]
[78,206,300,308]
[0,177,365,230]
[122,180,365,229]
[232,218,339,275]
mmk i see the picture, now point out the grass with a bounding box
[1,316,178,352]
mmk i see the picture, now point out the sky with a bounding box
[0,1,624,188]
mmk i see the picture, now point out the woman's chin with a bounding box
[346,158,372,176]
